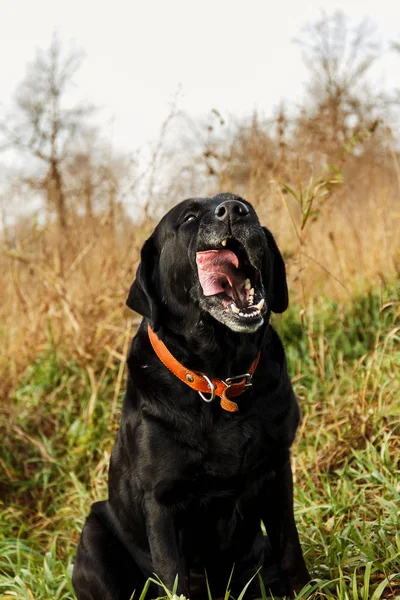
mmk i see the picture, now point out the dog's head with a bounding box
[127,193,288,333]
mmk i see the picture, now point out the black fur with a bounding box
[72,193,310,600]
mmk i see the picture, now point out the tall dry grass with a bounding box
[211,117,400,297]
[1,115,400,402]
[0,216,148,397]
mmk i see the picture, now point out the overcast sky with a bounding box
[1,0,399,158]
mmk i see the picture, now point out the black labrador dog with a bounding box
[72,193,310,600]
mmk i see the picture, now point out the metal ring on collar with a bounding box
[198,375,216,402]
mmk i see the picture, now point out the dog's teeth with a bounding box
[248,298,254,305]
[255,298,265,310]
[221,238,227,247]
[231,303,240,314]
[239,311,245,317]
[249,288,254,296]
[245,279,251,290]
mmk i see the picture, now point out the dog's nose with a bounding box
[214,200,249,222]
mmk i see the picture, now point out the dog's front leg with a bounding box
[261,459,310,597]
[145,495,189,597]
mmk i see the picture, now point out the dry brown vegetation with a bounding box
[0,15,398,387]
[1,112,400,397]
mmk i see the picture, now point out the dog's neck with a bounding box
[154,315,270,381]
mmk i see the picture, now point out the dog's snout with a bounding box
[214,200,249,223]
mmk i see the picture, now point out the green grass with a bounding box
[1,283,399,599]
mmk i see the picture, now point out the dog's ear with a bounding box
[126,234,161,330]
[263,227,288,314]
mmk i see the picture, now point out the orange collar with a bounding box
[147,325,261,413]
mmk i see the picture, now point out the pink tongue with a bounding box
[196,249,244,297]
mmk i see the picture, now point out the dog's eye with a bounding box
[182,214,197,224]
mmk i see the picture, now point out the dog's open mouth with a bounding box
[196,238,265,321]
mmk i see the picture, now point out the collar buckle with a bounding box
[224,373,253,390]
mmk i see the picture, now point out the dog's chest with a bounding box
[195,416,269,483]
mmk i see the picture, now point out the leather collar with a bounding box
[147,325,261,413]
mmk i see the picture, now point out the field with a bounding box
[0,199,399,599]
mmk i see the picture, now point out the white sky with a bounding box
[1,0,399,158]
